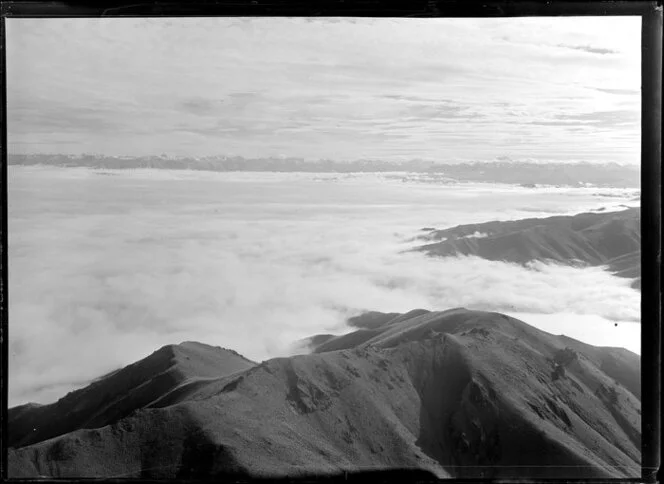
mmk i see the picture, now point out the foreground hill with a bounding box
[9,309,640,479]
[7,342,255,449]
[415,208,640,288]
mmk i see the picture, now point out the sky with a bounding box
[8,167,640,406]
[5,16,641,164]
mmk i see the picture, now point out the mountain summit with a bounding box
[7,342,255,449]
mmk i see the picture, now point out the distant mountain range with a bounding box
[9,154,640,188]
[414,207,640,289]
[9,309,640,479]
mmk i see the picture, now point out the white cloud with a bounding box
[5,17,641,164]
[7,168,640,406]
[506,312,640,355]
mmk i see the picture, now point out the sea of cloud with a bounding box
[7,166,640,406]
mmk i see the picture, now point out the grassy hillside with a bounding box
[9,310,640,479]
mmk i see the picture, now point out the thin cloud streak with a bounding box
[557,43,618,55]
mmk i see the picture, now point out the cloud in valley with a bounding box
[8,168,640,406]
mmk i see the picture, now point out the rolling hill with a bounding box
[9,309,640,479]
[415,208,640,288]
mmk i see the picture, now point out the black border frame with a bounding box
[0,1,661,18]
[640,6,662,483]
[1,1,661,482]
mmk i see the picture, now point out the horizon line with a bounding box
[7,153,640,167]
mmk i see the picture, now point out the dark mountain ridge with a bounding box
[414,208,640,288]
[9,309,640,479]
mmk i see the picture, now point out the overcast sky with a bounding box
[6,17,641,163]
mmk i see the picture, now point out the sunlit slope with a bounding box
[9,310,640,479]
[415,208,640,288]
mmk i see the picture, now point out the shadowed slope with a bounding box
[415,208,640,287]
[9,310,640,479]
[606,251,641,289]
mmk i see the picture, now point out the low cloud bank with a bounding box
[506,312,640,355]
[8,168,640,406]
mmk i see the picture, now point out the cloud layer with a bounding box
[6,17,640,163]
[8,167,640,406]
